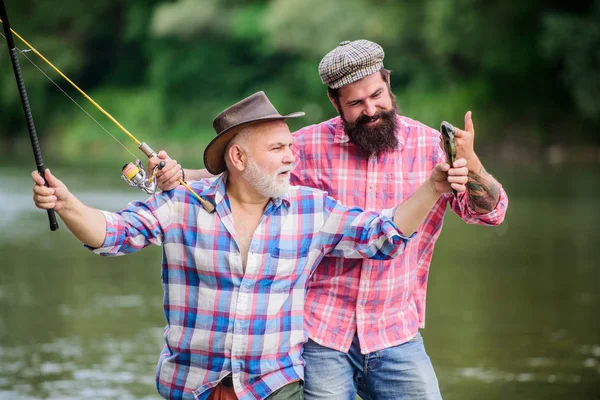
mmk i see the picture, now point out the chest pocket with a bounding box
[399,171,424,185]
[383,171,424,203]
[266,247,305,293]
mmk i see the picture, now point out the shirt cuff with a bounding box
[464,188,509,224]
[83,210,120,254]
[382,206,416,243]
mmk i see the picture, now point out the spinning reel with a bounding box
[121,142,165,195]
[119,142,215,213]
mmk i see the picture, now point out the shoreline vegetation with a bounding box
[1,136,598,170]
[1,2,598,173]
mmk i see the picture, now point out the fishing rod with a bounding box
[0,5,215,215]
[0,0,59,230]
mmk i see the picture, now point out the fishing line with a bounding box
[0,21,216,213]
[0,30,137,158]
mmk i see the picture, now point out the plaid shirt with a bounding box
[292,114,509,354]
[90,174,411,400]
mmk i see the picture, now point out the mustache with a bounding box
[275,166,293,175]
[354,113,383,125]
[343,108,399,157]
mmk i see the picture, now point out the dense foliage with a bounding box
[0,0,598,164]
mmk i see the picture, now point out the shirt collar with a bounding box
[200,172,291,210]
[332,116,349,144]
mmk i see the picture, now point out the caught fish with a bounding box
[440,121,457,196]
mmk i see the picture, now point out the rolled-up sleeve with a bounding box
[449,184,509,226]
[320,196,414,260]
[87,195,173,256]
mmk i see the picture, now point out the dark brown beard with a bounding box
[343,108,399,157]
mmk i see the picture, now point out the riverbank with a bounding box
[1,135,599,170]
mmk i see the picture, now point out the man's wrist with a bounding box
[466,154,482,173]
[57,192,78,216]
[428,177,444,198]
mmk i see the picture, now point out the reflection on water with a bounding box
[0,332,161,400]
[1,168,148,236]
[0,165,599,399]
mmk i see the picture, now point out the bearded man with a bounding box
[33,91,470,400]
[154,40,509,400]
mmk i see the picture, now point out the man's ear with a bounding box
[227,144,247,172]
[328,93,341,114]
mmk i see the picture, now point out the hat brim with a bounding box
[203,111,305,175]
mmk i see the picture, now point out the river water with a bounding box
[0,164,598,399]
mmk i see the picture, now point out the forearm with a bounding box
[465,156,501,214]
[183,168,216,181]
[57,194,107,248]
[394,180,441,235]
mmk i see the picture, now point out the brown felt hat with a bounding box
[203,91,305,175]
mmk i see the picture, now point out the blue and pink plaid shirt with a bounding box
[292,114,509,354]
[91,173,411,399]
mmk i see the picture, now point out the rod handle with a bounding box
[37,167,59,231]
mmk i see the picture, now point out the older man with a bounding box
[155,40,509,399]
[32,91,468,400]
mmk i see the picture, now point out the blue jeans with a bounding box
[303,332,442,400]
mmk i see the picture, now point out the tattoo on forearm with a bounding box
[466,166,501,213]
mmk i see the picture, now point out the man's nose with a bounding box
[283,147,295,164]
[363,100,377,117]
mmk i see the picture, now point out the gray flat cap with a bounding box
[319,40,385,89]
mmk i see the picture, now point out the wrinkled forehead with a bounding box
[250,120,293,148]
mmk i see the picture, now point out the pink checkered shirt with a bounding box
[292,114,508,354]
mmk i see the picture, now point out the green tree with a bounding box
[542,0,600,126]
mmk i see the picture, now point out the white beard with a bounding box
[243,159,291,198]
